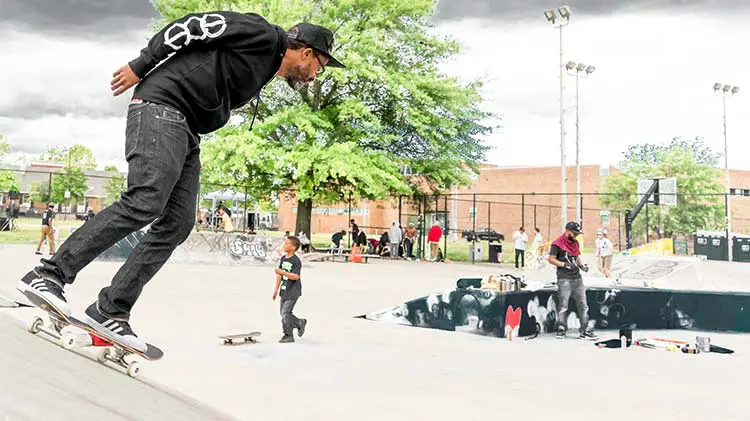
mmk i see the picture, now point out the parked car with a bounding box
[462,228,504,243]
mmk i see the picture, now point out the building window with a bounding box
[600,167,610,177]
[600,210,610,225]
[730,188,737,196]
[744,189,750,197]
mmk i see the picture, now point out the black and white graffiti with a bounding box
[164,13,227,52]
[362,283,750,337]
[227,234,282,263]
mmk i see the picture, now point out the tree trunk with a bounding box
[294,198,313,238]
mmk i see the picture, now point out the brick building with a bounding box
[276,164,750,249]
[1,161,123,216]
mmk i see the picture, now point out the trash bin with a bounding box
[489,243,503,263]
[693,231,728,261]
[733,236,750,262]
[469,243,484,262]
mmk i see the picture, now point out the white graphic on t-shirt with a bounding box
[164,13,227,52]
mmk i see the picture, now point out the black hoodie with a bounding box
[129,11,288,134]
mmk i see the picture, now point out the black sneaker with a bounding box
[555,328,566,339]
[16,269,70,317]
[579,329,599,340]
[279,335,295,343]
[297,319,308,337]
[84,303,147,353]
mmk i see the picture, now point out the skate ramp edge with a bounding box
[0,313,237,421]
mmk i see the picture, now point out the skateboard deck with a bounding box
[21,288,162,377]
[219,331,261,345]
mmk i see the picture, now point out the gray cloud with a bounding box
[435,0,749,20]
[0,0,159,36]
[0,94,127,120]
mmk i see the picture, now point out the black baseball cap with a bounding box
[565,221,583,235]
[287,23,345,68]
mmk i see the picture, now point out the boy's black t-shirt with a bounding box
[549,244,581,279]
[279,254,302,299]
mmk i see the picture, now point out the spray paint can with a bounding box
[696,336,711,353]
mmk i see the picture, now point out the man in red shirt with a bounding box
[427,222,442,261]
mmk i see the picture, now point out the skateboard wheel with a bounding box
[127,361,141,378]
[62,332,77,349]
[97,348,111,363]
[27,317,44,334]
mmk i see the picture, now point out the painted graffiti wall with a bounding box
[363,283,750,337]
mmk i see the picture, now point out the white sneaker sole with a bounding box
[16,280,72,317]
[83,313,147,353]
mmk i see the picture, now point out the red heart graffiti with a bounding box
[504,306,522,340]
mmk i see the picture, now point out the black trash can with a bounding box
[488,243,503,263]
[694,231,728,261]
[733,236,750,262]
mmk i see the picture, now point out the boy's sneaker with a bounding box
[84,303,147,353]
[297,319,308,337]
[17,269,71,317]
[555,328,566,339]
[579,329,599,340]
[279,335,295,343]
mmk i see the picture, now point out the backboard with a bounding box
[637,177,677,206]
[658,177,678,206]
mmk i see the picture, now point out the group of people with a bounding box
[331,219,443,261]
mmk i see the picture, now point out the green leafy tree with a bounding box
[623,136,721,167]
[601,137,724,241]
[153,0,495,235]
[0,134,20,193]
[31,182,52,204]
[103,165,126,206]
[51,168,88,210]
[41,144,97,170]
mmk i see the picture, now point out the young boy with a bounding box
[272,236,307,343]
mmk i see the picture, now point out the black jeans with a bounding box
[39,101,200,320]
[515,249,525,268]
[280,297,301,336]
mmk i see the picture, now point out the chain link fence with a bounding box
[0,165,734,262]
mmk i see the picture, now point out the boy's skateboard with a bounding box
[219,332,261,345]
[22,289,163,378]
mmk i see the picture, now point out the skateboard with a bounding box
[21,289,163,378]
[219,331,261,346]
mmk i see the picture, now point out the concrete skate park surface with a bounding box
[1,243,750,420]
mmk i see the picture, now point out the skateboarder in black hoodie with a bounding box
[17,11,344,352]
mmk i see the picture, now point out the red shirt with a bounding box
[427,225,442,242]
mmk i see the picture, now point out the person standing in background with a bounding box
[531,227,543,254]
[427,222,442,261]
[350,219,359,246]
[596,229,614,278]
[35,204,56,256]
[388,221,402,258]
[512,227,528,269]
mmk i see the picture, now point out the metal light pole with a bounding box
[544,6,571,230]
[566,61,596,226]
[713,82,740,262]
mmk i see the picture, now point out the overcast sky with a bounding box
[1,0,749,174]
